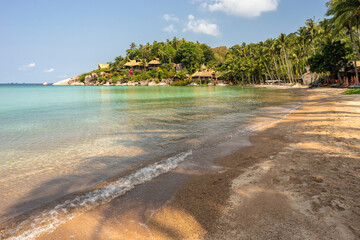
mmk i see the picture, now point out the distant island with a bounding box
[55,15,360,88]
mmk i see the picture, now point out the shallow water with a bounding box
[0,85,301,237]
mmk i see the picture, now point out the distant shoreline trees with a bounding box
[78,0,360,86]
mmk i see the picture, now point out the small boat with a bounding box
[43,82,48,86]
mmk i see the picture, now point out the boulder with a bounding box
[70,82,85,86]
[139,80,149,86]
[84,73,98,85]
[190,82,198,86]
[148,81,157,86]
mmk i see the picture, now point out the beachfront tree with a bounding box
[175,42,202,73]
[308,41,347,82]
[305,18,318,55]
[326,0,360,81]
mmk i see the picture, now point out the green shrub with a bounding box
[142,72,152,80]
[175,70,187,80]
[78,73,90,83]
[157,69,164,81]
[171,80,189,86]
[149,69,157,78]
[98,76,106,83]
[342,89,360,95]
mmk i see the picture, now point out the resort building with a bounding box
[148,58,161,70]
[97,63,110,70]
[124,60,141,70]
[192,64,216,82]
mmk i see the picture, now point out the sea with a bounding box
[0,84,302,239]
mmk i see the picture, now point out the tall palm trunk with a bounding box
[282,46,294,83]
[262,59,274,80]
[279,55,289,83]
[349,24,359,83]
[272,54,281,81]
[280,50,292,83]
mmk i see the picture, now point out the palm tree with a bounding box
[327,0,360,82]
[305,17,318,55]
[278,33,294,82]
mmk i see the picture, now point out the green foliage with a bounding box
[98,76,106,83]
[308,54,326,73]
[78,73,90,83]
[157,69,164,80]
[149,69,157,78]
[142,72,152,80]
[342,89,360,95]
[308,41,347,77]
[175,70,187,80]
[175,42,202,73]
[111,74,120,83]
[171,80,189,86]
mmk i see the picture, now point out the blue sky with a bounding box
[0,0,328,83]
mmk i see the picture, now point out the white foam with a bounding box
[2,150,192,240]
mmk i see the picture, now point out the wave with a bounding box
[1,150,192,240]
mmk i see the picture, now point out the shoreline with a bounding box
[1,88,359,239]
[151,88,360,239]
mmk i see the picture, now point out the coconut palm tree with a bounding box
[305,17,318,55]
[278,33,294,82]
[327,0,360,82]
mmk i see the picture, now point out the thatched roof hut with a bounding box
[124,60,141,68]
[192,64,215,81]
[97,63,110,69]
[148,58,161,65]
[192,71,213,78]
[148,58,161,69]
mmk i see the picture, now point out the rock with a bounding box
[190,82,198,86]
[70,82,85,86]
[208,83,214,86]
[157,82,169,86]
[84,73,98,85]
[148,81,157,86]
[100,72,106,77]
[53,76,79,85]
[127,81,137,86]
[139,80,149,86]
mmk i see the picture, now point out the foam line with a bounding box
[2,150,192,240]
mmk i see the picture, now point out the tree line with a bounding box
[97,0,360,86]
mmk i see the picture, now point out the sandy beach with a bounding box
[8,88,359,240]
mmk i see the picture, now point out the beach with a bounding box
[16,88,356,239]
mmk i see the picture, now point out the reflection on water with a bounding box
[0,85,300,222]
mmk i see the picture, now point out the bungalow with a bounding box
[97,63,110,70]
[148,58,161,70]
[124,60,141,70]
[191,64,216,83]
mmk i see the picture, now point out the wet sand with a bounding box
[18,88,360,239]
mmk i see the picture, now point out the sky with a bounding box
[0,0,328,83]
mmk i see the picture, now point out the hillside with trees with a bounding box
[66,0,360,87]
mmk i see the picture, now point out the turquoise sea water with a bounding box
[0,85,301,237]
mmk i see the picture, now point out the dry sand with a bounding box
[37,88,360,240]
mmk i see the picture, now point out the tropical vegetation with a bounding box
[77,0,360,87]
